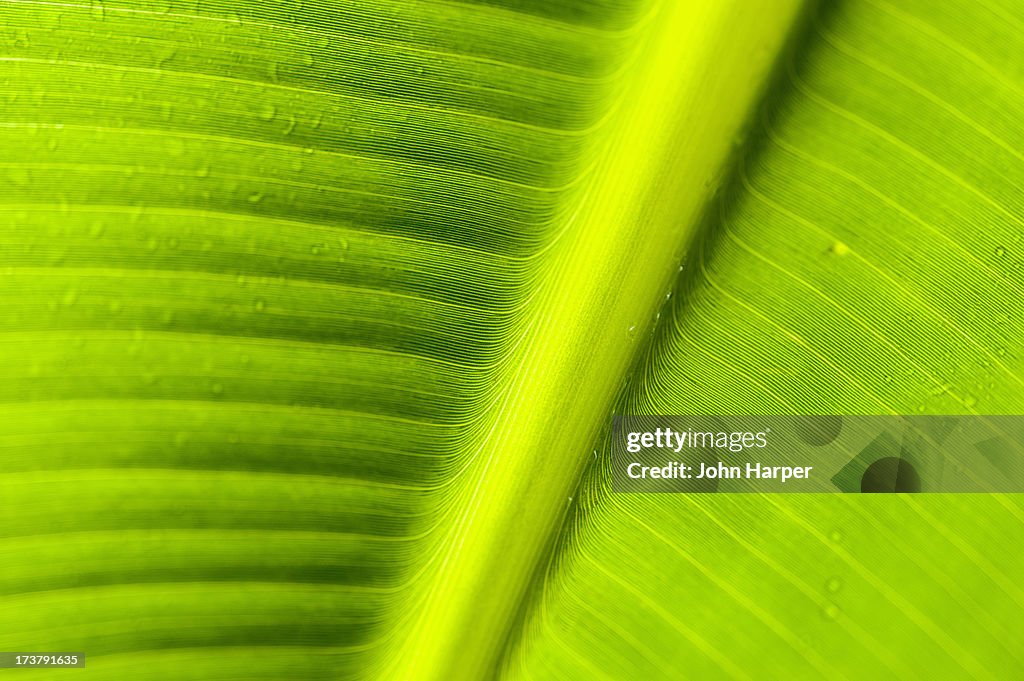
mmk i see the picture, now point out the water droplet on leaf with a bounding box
[257,104,276,121]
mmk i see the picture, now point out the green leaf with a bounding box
[1,1,1022,680]
[507,1,1024,679]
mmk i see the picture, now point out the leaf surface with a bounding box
[508,1,1024,679]
[1,1,1022,680]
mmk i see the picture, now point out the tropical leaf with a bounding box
[507,1,1024,679]
[0,0,1021,680]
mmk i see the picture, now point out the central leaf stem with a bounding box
[384,2,807,679]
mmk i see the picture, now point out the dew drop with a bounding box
[253,299,265,312]
[826,577,842,593]
[823,604,841,620]
[257,104,276,121]
[995,246,1007,257]
[282,113,297,135]
[831,241,850,256]
[154,48,177,67]
[829,529,843,543]
[211,383,224,395]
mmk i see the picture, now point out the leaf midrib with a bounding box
[379,2,809,679]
